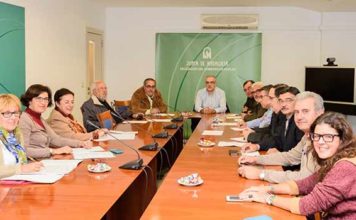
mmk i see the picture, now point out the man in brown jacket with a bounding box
[130,78,167,115]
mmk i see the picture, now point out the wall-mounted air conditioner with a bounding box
[201,14,259,29]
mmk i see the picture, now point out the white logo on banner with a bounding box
[203,47,212,59]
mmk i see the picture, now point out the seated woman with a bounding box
[238,111,356,219]
[0,94,42,178]
[19,84,91,159]
[47,88,106,141]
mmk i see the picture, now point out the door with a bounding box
[86,29,104,98]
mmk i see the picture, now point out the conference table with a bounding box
[0,113,305,220]
[141,114,305,220]
[0,118,183,220]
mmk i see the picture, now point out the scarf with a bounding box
[0,127,27,164]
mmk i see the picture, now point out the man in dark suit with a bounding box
[242,86,303,153]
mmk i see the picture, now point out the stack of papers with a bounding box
[123,120,148,124]
[212,122,238,126]
[1,159,83,184]
[231,127,244,131]
[202,130,224,136]
[217,141,245,147]
[230,137,247,143]
[72,146,115,160]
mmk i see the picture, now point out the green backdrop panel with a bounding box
[156,33,261,113]
[0,2,25,97]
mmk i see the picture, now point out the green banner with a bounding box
[0,2,25,97]
[156,33,261,113]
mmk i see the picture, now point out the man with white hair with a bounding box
[81,81,122,132]
[238,91,324,183]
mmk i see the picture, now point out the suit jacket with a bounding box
[275,114,304,152]
[81,96,122,132]
[19,112,82,159]
[130,86,167,114]
[47,109,92,141]
[248,112,285,150]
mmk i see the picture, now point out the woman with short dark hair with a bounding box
[47,88,106,141]
[19,84,91,159]
[238,112,356,219]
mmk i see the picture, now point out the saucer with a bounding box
[177,173,204,187]
[197,142,215,147]
[87,163,112,173]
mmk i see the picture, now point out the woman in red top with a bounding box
[239,111,356,219]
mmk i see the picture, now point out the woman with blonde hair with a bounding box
[0,94,42,178]
[239,111,356,219]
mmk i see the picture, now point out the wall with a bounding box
[105,7,322,101]
[0,0,105,120]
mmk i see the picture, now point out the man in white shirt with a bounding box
[194,75,227,114]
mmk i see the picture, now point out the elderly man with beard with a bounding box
[238,91,324,183]
[81,81,122,132]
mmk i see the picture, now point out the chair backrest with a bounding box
[114,100,131,108]
[97,110,114,129]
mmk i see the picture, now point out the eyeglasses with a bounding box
[33,96,50,103]
[310,133,339,143]
[1,111,21,118]
[205,81,216,84]
[278,98,295,104]
[145,85,156,89]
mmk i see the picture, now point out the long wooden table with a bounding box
[0,120,183,220]
[142,114,305,219]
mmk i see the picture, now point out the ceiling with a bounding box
[94,0,356,12]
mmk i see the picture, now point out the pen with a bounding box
[27,156,38,162]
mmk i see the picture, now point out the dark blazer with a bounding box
[244,103,267,122]
[81,96,122,132]
[248,112,284,150]
[275,114,304,152]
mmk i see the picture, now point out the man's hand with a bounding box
[241,143,260,153]
[238,155,258,165]
[238,166,262,180]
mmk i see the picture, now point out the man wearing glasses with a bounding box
[130,78,167,115]
[238,91,324,183]
[194,75,226,114]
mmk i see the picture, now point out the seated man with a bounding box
[81,81,122,132]
[243,82,267,121]
[130,78,167,115]
[194,75,226,114]
[241,80,256,114]
[242,86,303,154]
[238,91,324,183]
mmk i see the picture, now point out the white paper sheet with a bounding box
[217,141,245,147]
[230,127,244,131]
[1,174,64,184]
[202,130,224,136]
[109,130,138,135]
[73,151,115,160]
[212,122,238,126]
[150,119,173,123]
[26,159,83,175]
[94,133,135,141]
[230,137,247,143]
[242,151,260,157]
[123,120,148,124]
[153,113,175,116]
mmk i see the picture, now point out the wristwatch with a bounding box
[259,170,265,180]
[266,194,276,205]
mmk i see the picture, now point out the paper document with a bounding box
[202,130,224,136]
[230,137,247,143]
[154,113,175,116]
[226,115,242,120]
[73,151,115,160]
[150,119,172,123]
[231,127,244,131]
[212,122,238,126]
[1,174,64,184]
[94,133,135,141]
[109,130,138,135]
[123,120,148,124]
[217,141,245,147]
[27,159,82,175]
[242,151,260,157]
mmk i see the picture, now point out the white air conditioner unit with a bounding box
[201,14,259,30]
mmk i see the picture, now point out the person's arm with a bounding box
[246,117,262,129]
[259,109,273,128]
[19,115,51,158]
[194,90,203,112]
[82,103,100,132]
[49,118,92,141]
[45,122,82,148]
[214,90,227,113]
